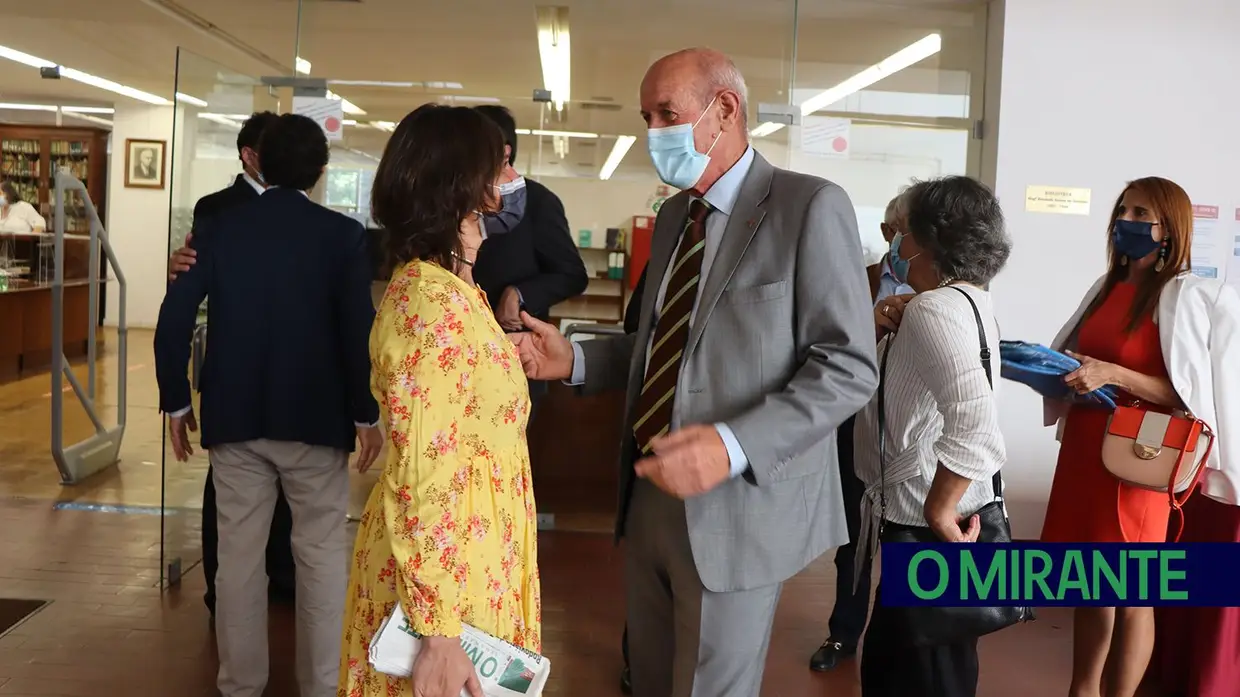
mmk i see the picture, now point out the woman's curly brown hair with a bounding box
[371,104,505,272]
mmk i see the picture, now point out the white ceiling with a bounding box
[0,0,988,177]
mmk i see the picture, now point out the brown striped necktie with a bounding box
[633,198,712,454]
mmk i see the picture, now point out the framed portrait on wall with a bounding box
[124,139,166,189]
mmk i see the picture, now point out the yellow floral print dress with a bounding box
[337,260,541,697]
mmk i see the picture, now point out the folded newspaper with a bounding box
[368,605,551,697]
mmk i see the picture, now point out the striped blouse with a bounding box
[853,284,1007,536]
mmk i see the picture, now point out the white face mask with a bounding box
[0,195,7,207]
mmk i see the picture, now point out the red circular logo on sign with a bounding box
[832,137,848,153]
[325,116,341,133]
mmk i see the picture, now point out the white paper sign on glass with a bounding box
[797,116,852,159]
[293,96,345,142]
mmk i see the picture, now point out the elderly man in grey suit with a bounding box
[511,47,878,696]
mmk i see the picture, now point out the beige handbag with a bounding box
[1102,404,1215,541]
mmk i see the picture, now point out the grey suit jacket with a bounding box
[578,152,879,592]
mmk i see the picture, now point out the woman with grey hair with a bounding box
[855,175,1015,696]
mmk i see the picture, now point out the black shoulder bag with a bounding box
[878,285,1035,646]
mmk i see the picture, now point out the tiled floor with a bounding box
[0,494,1090,697]
[0,334,1148,696]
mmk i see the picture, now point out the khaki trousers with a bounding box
[211,439,349,697]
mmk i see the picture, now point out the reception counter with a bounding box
[0,279,98,384]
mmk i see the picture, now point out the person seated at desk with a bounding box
[0,181,46,234]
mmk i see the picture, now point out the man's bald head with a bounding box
[642,48,748,128]
[640,48,751,194]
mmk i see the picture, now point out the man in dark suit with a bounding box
[167,111,298,621]
[472,105,588,383]
[155,113,381,697]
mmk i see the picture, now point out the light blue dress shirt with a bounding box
[874,253,914,306]
[569,146,756,477]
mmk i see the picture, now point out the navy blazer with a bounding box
[192,174,259,237]
[154,188,379,453]
[473,178,588,320]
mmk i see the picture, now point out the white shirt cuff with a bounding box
[355,421,379,428]
[168,406,192,418]
[565,342,586,386]
[715,423,750,478]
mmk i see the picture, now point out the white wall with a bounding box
[986,0,1240,536]
[105,103,182,329]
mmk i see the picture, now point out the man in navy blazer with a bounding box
[167,110,298,622]
[154,113,381,697]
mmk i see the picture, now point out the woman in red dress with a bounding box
[1041,177,1230,697]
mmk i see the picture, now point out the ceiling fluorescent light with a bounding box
[516,128,597,139]
[175,92,208,107]
[599,135,636,181]
[59,67,169,105]
[325,89,366,116]
[199,113,242,130]
[749,122,784,138]
[342,119,359,126]
[749,33,941,138]
[0,45,53,68]
[0,102,58,111]
[295,56,312,75]
[328,80,418,88]
[0,44,171,105]
[451,96,502,104]
[370,121,397,132]
[61,105,115,114]
[536,6,571,111]
[64,113,113,128]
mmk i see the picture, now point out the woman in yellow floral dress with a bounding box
[338,104,541,697]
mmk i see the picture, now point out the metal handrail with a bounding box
[564,323,626,339]
[51,169,127,484]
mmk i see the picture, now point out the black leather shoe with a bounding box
[620,666,632,695]
[809,639,856,672]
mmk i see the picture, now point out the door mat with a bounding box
[0,598,48,638]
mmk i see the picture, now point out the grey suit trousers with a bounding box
[626,479,783,697]
[211,439,350,697]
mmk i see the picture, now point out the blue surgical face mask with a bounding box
[646,95,721,190]
[0,195,7,207]
[889,232,919,285]
[482,177,527,238]
[1112,219,1161,260]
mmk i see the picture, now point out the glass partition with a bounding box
[160,48,281,587]
[774,1,989,261]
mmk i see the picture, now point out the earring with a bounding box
[1120,255,1129,267]
[1154,243,1169,273]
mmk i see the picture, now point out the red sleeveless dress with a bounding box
[1040,282,1171,543]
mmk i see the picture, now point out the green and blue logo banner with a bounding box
[880,543,1234,607]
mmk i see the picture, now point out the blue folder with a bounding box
[998,340,1119,409]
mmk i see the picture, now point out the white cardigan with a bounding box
[1046,273,1240,505]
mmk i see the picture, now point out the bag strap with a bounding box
[946,286,1003,501]
[876,285,1002,528]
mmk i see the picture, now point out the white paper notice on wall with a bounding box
[1190,204,1220,279]
[293,96,345,142]
[1024,185,1091,215]
[797,116,851,159]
